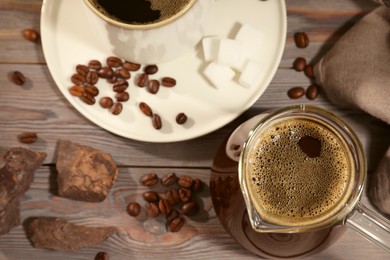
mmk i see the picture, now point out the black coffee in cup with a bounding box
[88,0,194,25]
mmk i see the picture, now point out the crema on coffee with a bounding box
[246,117,355,227]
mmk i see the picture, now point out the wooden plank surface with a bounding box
[0,0,389,259]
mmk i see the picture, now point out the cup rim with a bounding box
[83,0,198,30]
[238,105,366,233]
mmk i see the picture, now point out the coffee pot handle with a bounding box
[346,202,390,252]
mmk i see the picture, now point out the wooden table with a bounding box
[0,0,389,259]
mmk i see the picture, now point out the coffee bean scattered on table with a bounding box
[11,71,25,85]
[18,132,38,144]
[287,87,305,99]
[22,28,40,42]
[294,32,309,48]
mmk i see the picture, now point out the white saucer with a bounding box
[40,0,286,143]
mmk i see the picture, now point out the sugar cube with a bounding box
[203,62,235,89]
[202,36,220,62]
[235,24,265,70]
[217,38,242,67]
[239,60,263,88]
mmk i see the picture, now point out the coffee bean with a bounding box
[80,93,96,105]
[147,80,160,94]
[108,76,119,84]
[192,178,203,193]
[117,68,131,79]
[176,113,187,125]
[127,202,141,217]
[85,85,99,97]
[71,73,86,85]
[95,251,109,260]
[306,84,320,100]
[152,114,162,130]
[181,201,199,216]
[166,209,180,223]
[76,65,89,77]
[146,202,160,218]
[99,97,114,108]
[135,73,149,87]
[19,132,38,144]
[161,172,177,186]
[98,66,114,79]
[88,60,102,70]
[159,199,172,215]
[123,61,141,71]
[113,80,129,92]
[161,77,176,87]
[106,56,123,67]
[140,172,159,186]
[22,28,39,42]
[178,188,191,203]
[115,91,129,102]
[168,217,184,232]
[139,102,153,117]
[86,71,99,85]
[294,32,309,48]
[304,64,315,79]
[142,191,160,203]
[69,85,85,97]
[293,57,306,72]
[144,65,158,75]
[11,71,25,85]
[165,189,180,205]
[110,102,123,115]
[178,175,194,188]
[287,87,305,99]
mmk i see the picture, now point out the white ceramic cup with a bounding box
[82,0,210,64]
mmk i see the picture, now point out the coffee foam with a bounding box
[246,117,354,227]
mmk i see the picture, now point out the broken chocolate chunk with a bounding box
[298,135,321,158]
[56,140,118,202]
[28,217,116,251]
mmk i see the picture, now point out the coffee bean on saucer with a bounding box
[144,65,158,75]
[306,84,320,100]
[85,85,99,97]
[166,189,180,205]
[168,216,184,232]
[166,209,180,223]
[127,202,141,217]
[139,102,153,117]
[135,73,149,87]
[147,80,160,94]
[293,57,306,72]
[159,199,172,215]
[19,132,38,144]
[113,80,129,92]
[110,102,123,115]
[86,71,99,85]
[106,56,123,67]
[304,64,315,79]
[115,91,129,102]
[76,64,89,77]
[117,68,131,79]
[98,66,114,79]
[80,92,96,105]
[123,61,141,71]
[11,71,26,85]
[99,97,113,108]
[181,201,199,216]
[152,114,162,130]
[69,85,85,97]
[22,28,40,42]
[146,202,160,218]
[71,73,86,86]
[178,188,191,203]
[287,87,305,99]
[176,113,187,125]
[294,32,309,48]
[161,77,176,87]
[88,60,102,70]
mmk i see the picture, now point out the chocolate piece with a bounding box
[0,147,47,236]
[56,140,118,202]
[28,217,116,251]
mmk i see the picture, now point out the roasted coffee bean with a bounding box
[95,251,109,260]
[294,32,309,48]
[76,64,89,76]
[123,61,141,71]
[11,71,26,85]
[135,73,149,87]
[168,216,184,232]
[146,202,160,218]
[85,85,99,97]
[161,172,177,186]
[86,71,99,85]
[117,68,131,79]
[287,87,305,99]
[147,80,160,94]
[98,66,114,79]
[69,85,85,97]
[161,77,176,87]
[115,91,129,102]
[140,172,159,186]
[88,60,102,70]
[304,64,315,79]
[176,113,187,125]
[110,102,123,115]
[293,57,306,72]
[127,202,141,217]
[71,73,86,85]
[108,76,119,84]
[99,97,114,108]
[19,132,38,144]
[192,178,203,193]
[181,201,199,216]
[166,209,180,223]
[178,175,194,188]
[113,80,129,92]
[106,56,123,67]
[165,189,180,205]
[80,93,96,105]
[159,199,172,215]
[22,28,39,42]
[306,84,320,100]
[178,188,192,203]
[139,102,153,117]
[142,191,160,203]
[152,114,162,130]
[144,65,158,75]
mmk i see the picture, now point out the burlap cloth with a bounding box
[314,1,390,216]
